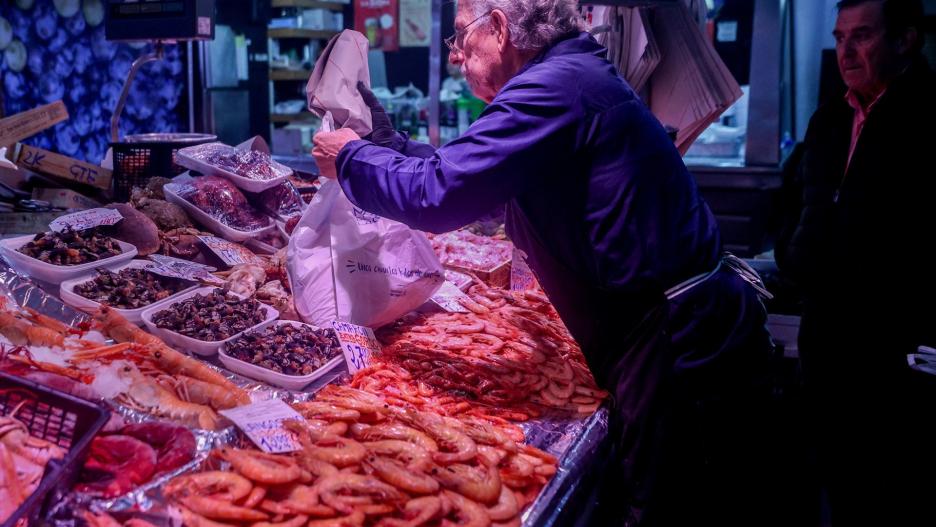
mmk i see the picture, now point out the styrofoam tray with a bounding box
[0,235,138,285]
[59,260,199,326]
[140,287,279,356]
[163,182,275,243]
[219,321,344,390]
[176,142,290,193]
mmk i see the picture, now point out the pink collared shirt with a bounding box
[844,88,886,171]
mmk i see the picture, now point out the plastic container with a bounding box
[0,235,138,285]
[111,133,217,202]
[140,287,279,356]
[0,371,109,527]
[219,321,344,390]
[59,260,199,326]
[176,143,290,193]
[163,181,275,243]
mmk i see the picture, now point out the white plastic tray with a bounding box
[59,260,199,326]
[163,182,275,243]
[219,320,344,391]
[176,142,290,193]
[140,286,279,356]
[0,235,138,285]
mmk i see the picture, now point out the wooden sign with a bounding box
[0,101,69,146]
[17,144,113,191]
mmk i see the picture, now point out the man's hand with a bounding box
[312,127,361,179]
[358,81,405,151]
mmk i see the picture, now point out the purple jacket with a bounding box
[337,33,723,380]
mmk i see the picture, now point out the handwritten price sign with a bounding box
[198,235,263,267]
[49,208,123,232]
[219,399,303,454]
[431,281,470,313]
[17,144,113,190]
[146,254,222,285]
[332,321,380,374]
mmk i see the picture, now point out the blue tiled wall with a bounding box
[1,0,185,164]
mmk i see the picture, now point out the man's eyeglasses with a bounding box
[444,11,491,53]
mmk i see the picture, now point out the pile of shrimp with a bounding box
[0,301,250,431]
[374,283,607,417]
[165,384,556,527]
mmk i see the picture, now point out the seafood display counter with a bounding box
[0,140,612,527]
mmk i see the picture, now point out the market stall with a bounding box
[0,130,612,527]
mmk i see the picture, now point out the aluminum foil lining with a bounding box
[0,255,89,327]
[1,257,613,526]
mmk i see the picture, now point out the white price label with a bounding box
[146,254,222,285]
[49,208,123,232]
[431,281,470,313]
[198,235,261,267]
[332,321,380,374]
[219,399,303,454]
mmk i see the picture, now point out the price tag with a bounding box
[431,281,470,313]
[332,321,380,374]
[219,399,303,454]
[510,247,538,291]
[49,208,123,232]
[444,269,473,291]
[198,235,263,267]
[146,254,223,285]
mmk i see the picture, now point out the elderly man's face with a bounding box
[448,1,503,103]
[833,1,904,101]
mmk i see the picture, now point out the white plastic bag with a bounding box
[287,179,444,329]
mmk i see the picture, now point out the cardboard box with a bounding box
[32,188,101,210]
[445,260,511,289]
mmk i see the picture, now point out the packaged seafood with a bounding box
[219,321,343,390]
[59,260,198,325]
[140,287,278,356]
[176,140,290,193]
[429,230,513,288]
[0,233,138,284]
[251,180,306,222]
[163,177,274,243]
[74,421,196,498]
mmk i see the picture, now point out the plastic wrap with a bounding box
[253,180,306,221]
[176,142,291,192]
[170,176,271,232]
[430,230,514,271]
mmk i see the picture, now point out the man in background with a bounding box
[777,0,936,524]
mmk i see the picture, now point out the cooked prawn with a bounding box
[218,448,302,485]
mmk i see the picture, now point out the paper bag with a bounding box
[306,30,373,136]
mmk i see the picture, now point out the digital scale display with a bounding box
[105,0,215,41]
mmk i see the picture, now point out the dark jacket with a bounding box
[778,58,936,390]
[336,32,754,386]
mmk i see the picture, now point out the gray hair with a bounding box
[468,0,583,52]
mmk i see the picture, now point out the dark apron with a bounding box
[505,204,773,525]
[602,259,774,527]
